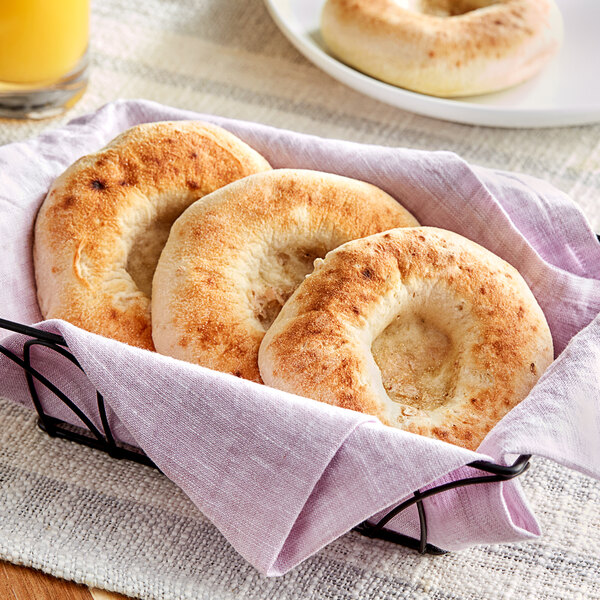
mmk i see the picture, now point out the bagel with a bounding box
[258,227,553,450]
[321,0,563,97]
[151,169,419,381]
[34,121,271,350]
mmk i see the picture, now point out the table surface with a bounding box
[1,561,127,600]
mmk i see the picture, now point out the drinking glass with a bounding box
[0,0,89,119]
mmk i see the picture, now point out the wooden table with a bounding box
[1,561,129,600]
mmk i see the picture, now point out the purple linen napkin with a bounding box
[1,100,599,575]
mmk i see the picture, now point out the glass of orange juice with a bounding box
[0,0,89,119]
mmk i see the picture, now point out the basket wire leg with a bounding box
[22,339,108,443]
[23,338,125,458]
[415,492,427,554]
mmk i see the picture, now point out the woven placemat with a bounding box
[1,397,599,600]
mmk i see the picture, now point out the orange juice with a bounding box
[0,0,89,86]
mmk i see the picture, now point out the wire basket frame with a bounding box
[0,317,531,555]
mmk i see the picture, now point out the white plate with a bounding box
[264,0,600,128]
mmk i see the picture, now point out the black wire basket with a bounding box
[0,316,531,555]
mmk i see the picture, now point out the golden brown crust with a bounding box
[259,227,554,450]
[151,169,419,381]
[34,121,271,350]
[321,0,563,97]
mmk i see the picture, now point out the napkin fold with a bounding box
[1,100,599,575]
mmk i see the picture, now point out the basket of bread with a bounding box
[1,99,599,575]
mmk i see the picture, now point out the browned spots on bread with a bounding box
[321,0,562,96]
[61,195,76,209]
[152,169,418,380]
[34,121,271,350]
[260,227,554,450]
[91,179,106,190]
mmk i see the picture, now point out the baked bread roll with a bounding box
[259,227,553,450]
[34,121,271,350]
[151,169,418,381]
[321,0,563,97]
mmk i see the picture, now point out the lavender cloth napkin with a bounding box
[1,100,599,576]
